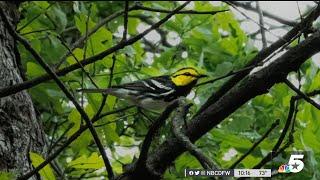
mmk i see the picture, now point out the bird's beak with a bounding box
[198,74,208,78]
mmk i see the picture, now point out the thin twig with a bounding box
[256,1,267,48]
[135,4,228,15]
[20,28,55,35]
[121,1,129,42]
[17,3,55,32]
[57,36,99,88]
[54,4,138,69]
[229,119,280,169]
[98,106,135,119]
[284,79,320,110]
[91,54,117,122]
[253,97,296,169]
[196,65,257,87]
[228,1,298,26]
[248,25,287,38]
[80,5,92,125]
[226,1,284,40]
[94,113,137,128]
[48,123,73,154]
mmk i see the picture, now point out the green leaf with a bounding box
[214,62,233,76]
[68,152,105,169]
[27,62,45,77]
[219,37,238,56]
[29,152,56,180]
[0,172,15,180]
[51,6,67,32]
[211,129,252,148]
[66,48,84,66]
[67,105,95,137]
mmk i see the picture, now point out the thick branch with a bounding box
[135,100,180,172]
[172,103,217,170]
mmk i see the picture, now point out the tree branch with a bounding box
[284,79,320,110]
[134,4,228,15]
[121,1,129,42]
[172,102,218,170]
[196,65,258,87]
[130,14,172,48]
[134,100,180,173]
[0,1,193,98]
[256,1,267,48]
[57,36,99,88]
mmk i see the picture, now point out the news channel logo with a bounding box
[278,153,305,173]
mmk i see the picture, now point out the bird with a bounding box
[78,67,207,111]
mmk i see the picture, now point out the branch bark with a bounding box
[0,2,46,179]
[172,103,218,170]
[130,100,180,178]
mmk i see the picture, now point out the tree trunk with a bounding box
[0,2,46,178]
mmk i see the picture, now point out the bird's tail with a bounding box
[76,88,112,94]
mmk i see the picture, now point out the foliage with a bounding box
[29,152,56,180]
[16,1,320,179]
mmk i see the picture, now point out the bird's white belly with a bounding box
[138,97,170,112]
[107,88,171,111]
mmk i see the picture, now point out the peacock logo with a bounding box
[278,164,291,173]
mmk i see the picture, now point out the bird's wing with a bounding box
[113,75,174,94]
[78,76,177,102]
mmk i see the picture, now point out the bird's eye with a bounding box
[184,72,191,76]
